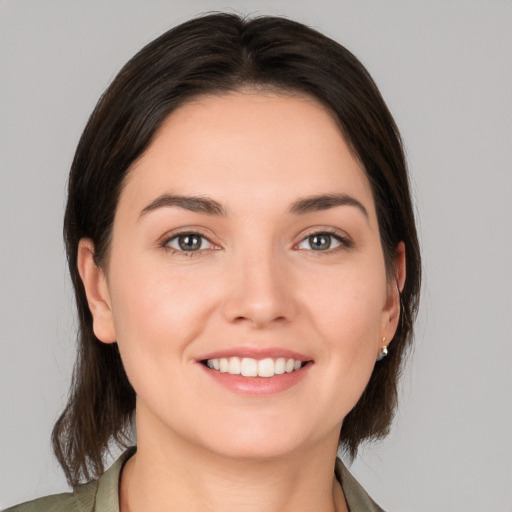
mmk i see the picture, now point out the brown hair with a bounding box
[55,12,421,486]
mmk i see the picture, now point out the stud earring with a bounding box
[377,337,388,361]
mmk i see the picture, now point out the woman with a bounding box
[6,12,420,512]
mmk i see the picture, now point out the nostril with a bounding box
[232,314,288,326]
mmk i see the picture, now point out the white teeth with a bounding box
[219,358,229,373]
[258,358,275,378]
[229,357,241,374]
[205,356,304,377]
[241,357,258,377]
[275,357,286,374]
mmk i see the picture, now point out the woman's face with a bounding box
[81,91,400,460]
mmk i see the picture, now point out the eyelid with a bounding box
[157,226,352,254]
[166,234,214,252]
[293,227,353,251]
[159,227,221,252]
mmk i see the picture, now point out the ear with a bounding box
[77,238,117,344]
[380,241,406,347]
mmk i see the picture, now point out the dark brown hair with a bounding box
[55,12,421,486]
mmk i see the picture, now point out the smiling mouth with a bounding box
[201,357,308,378]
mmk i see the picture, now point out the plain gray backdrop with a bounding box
[1,1,511,510]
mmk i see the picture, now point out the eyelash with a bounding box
[161,231,217,257]
[160,228,352,257]
[295,229,353,253]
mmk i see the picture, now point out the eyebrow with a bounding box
[288,193,369,219]
[140,194,227,217]
[139,192,368,220]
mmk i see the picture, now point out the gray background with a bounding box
[1,1,511,510]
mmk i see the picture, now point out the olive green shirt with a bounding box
[4,449,384,512]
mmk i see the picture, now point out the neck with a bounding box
[120,413,347,512]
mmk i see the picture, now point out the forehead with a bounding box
[120,91,376,220]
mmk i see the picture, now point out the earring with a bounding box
[377,337,388,361]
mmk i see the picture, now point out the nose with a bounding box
[221,247,296,328]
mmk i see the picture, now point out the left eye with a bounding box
[297,232,344,251]
[165,233,213,252]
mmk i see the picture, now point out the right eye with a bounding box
[164,233,214,253]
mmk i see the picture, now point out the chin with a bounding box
[204,436,306,462]
[193,415,331,462]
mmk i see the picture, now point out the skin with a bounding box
[78,91,405,512]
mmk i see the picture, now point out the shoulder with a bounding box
[335,458,385,512]
[3,493,77,512]
[2,481,96,512]
[2,448,135,512]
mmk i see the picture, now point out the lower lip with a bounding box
[198,363,312,395]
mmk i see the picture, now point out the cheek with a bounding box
[114,277,207,334]
[305,264,386,342]
[107,256,216,375]
[106,268,219,425]
[302,266,386,402]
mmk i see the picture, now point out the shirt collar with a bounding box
[89,448,383,512]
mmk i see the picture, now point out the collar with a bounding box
[80,448,384,512]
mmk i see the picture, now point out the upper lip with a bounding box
[196,347,312,362]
